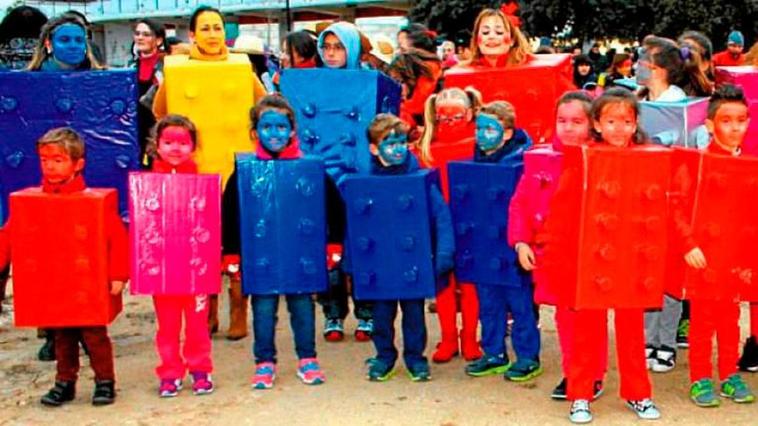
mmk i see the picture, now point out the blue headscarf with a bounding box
[317,22,362,69]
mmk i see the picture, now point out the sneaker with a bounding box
[651,346,676,373]
[432,340,459,363]
[720,374,755,403]
[645,346,657,370]
[676,319,689,348]
[191,372,214,395]
[552,378,567,400]
[251,362,276,390]
[505,359,543,382]
[465,354,510,377]
[738,336,758,373]
[569,399,592,424]
[92,380,116,406]
[593,380,604,400]
[297,358,326,385]
[690,378,720,407]
[38,338,55,362]
[323,318,344,342]
[407,362,431,382]
[354,319,373,342]
[158,378,182,398]
[40,381,75,407]
[366,357,395,382]
[626,398,661,420]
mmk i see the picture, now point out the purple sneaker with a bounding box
[159,378,182,398]
[190,372,214,395]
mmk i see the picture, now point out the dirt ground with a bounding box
[1,279,756,426]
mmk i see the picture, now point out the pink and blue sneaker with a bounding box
[190,372,214,395]
[297,358,326,385]
[251,362,277,390]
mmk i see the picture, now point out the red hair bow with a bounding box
[500,2,522,28]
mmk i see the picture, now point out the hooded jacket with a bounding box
[317,22,362,70]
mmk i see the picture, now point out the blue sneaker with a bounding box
[505,358,543,382]
[407,362,431,382]
[465,354,510,377]
[366,357,395,382]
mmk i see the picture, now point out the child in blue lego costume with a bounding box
[313,21,376,342]
[356,114,454,382]
[222,95,345,389]
[25,13,105,362]
[461,101,543,381]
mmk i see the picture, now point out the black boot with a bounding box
[738,336,758,373]
[92,380,116,406]
[37,337,55,362]
[40,381,76,406]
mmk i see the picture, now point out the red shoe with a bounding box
[432,340,459,363]
[323,319,345,342]
[461,338,483,361]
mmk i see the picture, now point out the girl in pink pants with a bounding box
[150,115,214,397]
[508,91,608,400]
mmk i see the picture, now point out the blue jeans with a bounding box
[476,283,540,362]
[251,294,316,363]
[371,299,427,368]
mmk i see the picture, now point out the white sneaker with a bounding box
[651,347,675,373]
[569,399,592,424]
[626,398,661,420]
[645,346,657,370]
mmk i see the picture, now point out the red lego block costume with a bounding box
[3,188,128,327]
[667,147,758,302]
[715,67,758,155]
[541,144,671,309]
[444,54,573,143]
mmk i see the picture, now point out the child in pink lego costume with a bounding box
[135,115,217,397]
[508,91,608,400]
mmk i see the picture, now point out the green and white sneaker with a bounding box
[690,378,720,407]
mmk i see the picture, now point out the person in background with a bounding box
[713,30,746,67]
[131,19,166,169]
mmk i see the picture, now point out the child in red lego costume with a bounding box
[565,88,660,423]
[416,87,483,363]
[677,84,755,406]
[147,115,214,397]
[459,7,531,69]
[0,128,128,407]
[509,91,608,400]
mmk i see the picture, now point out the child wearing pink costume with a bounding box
[149,115,214,397]
[508,91,607,400]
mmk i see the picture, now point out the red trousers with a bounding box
[54,326,114,383]
[688,299,740,382]
[568,308,651,401]
[154,295,213,380]
[435,278,478,344]
[555,306,608,379]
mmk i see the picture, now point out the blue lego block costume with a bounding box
[0,70,139,221]
[448,160,524,286]
[235,154,327,296]
[640,98,709,148]
[280,69,401,180]
[341,169,440,300]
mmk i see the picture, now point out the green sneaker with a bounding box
[407,362,431,382]
[690,378,720,407]
[465,354,510,377]
[720,374,755,403]
[505,359,543,382]
[365,358,395,382]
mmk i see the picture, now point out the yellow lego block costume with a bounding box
[158,53,261,187]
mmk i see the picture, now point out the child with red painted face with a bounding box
[145,115,215,398]
[567,88,660,424]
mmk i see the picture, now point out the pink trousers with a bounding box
[153,295,213,380]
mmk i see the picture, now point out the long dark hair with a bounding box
[284,30,317,67]
[189,6,224,32]
[591,87,647,145]
[26,14,104,70]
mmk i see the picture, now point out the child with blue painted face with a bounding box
[463,101,541,382]
[27,14,104,71]
[222,95,346,390]
[363,114,455,382]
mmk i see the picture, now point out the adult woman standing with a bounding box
[132,19,165,168]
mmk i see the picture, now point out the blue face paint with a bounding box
[256,110,293,153]
[476,114,506,152]
[377,131,408,166]
[51,24,87,67]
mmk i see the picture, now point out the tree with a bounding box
[408,0,501,45]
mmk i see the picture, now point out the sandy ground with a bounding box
[1,279,756,426]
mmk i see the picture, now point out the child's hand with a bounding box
[684,247,707,269]
[222,254,241,280]
[110,280,125,295]
[515,242,536,271]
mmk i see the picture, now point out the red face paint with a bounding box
[157,125,195,167]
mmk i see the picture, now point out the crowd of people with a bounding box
[1,4,758,425]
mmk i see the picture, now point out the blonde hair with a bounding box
[27,15,105,71]
[468,8,531,67]
[418,87,482,165]
[478,100,516,129]
[367,113,409,146]
[36,127,86,161]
